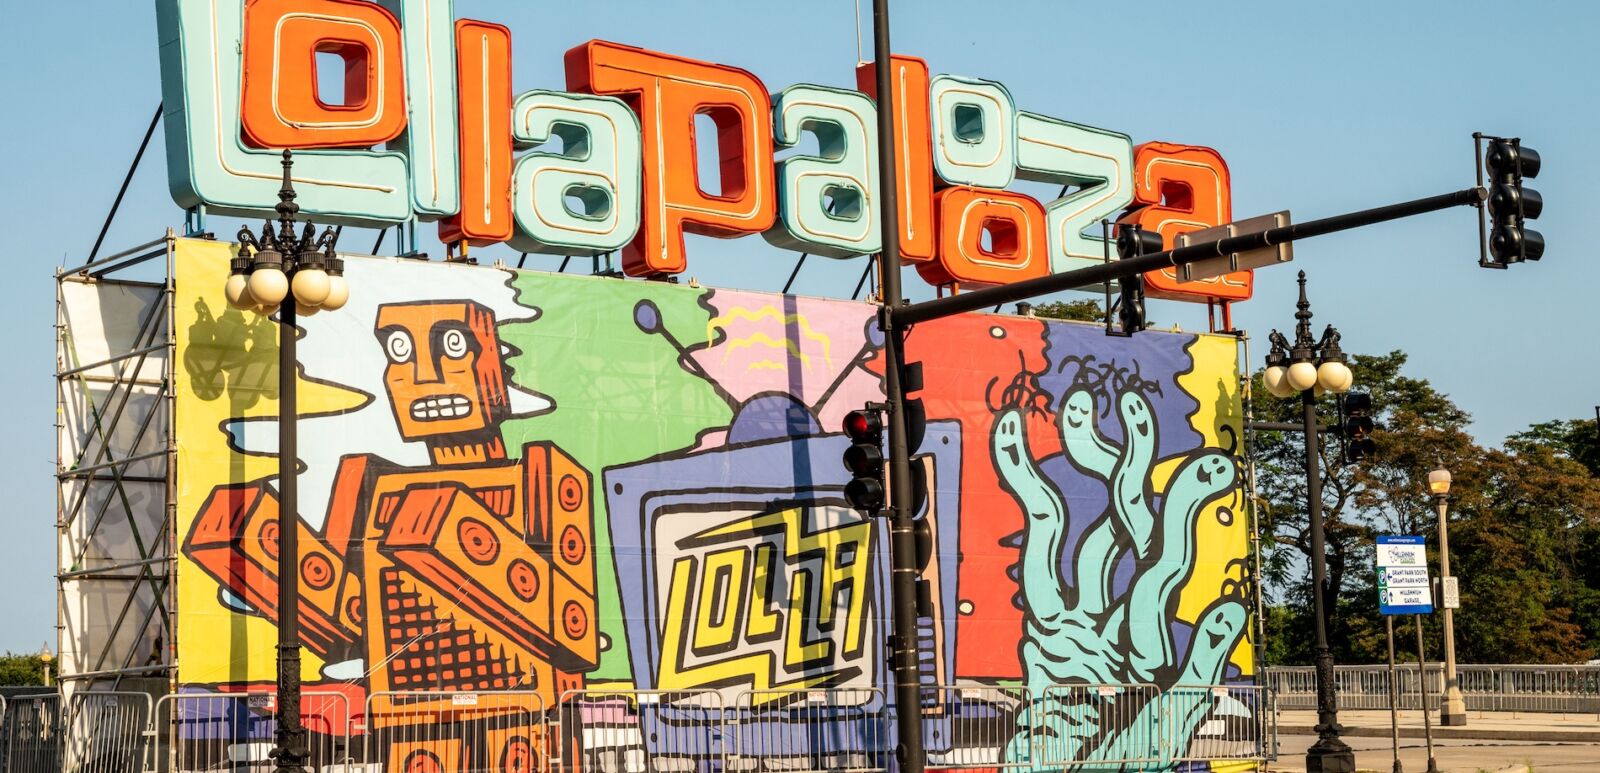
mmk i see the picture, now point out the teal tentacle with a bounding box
[1123,451,1238,682]
[1069,518,1118,620]
[1059,388,1117,480]
[1109,391,1158,554]
[1099,601,1248,768]
[993,408,1070,628]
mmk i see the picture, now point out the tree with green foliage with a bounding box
[1030,299,1105,323]
[1252,350,1600,664]
[0,652,47,686]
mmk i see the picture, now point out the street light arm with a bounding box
[895,186,1486,326]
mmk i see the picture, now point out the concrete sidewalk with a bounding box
[1272,733,1600,773]
[1277,709,1600,742]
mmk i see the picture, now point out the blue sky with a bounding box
[0,1,1594,654]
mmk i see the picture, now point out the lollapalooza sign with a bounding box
[157,0,1250,301]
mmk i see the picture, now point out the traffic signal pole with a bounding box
[893,186,1487,327]
[868,2,928,771]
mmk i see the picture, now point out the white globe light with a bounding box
[1263,365,1291,398]
[1313,384,1327,398]
[1318,360,1354,394]
[1286,361,1319,392]
[321,274,349,311]
[295,301,320,317]
[224,273,252,309]
[247,266,289,307]
[291,267,331,306]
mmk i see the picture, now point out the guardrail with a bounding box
[150,690,355,773]
[1,695,60,773]
[1265,664,1600,716]
[0,684,1275,773]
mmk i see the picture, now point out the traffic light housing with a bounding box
[842,408,886,512]
[1109,225,1160,336]
[1483,137,1544,265]
[901,361,929,517]
[1341,391,1376,464]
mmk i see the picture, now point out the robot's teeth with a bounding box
[410,395,473,421]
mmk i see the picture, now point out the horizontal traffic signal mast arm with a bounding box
[893,186,1488,326]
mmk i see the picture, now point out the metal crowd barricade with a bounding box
[61,691,153,773]
[1457,665,1600,715]
[1164,684,1272,765]
[729,688,887,773]
[3,694,62,773]
[1266,664,1600,716]
[363,691,546,773]
[557,689,722,773]
[914,685,1031,770]
[152,690,353,773]
[1031,683,1161,768]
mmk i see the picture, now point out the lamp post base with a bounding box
[1306,738,1358,773]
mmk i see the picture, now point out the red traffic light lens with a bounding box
[843,409,883,439]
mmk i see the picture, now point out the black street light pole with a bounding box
[233,151,347,773]
[1264,272,1356,773]
[867,1,927,771]
[275,286,305,773]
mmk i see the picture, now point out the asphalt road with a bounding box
[1273,733,1600,772]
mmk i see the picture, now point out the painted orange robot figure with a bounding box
[186,300,598,756]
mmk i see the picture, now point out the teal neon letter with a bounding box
[507,90,642,257]
[762,85,881,259]
[155,0,411,226]
[929,75,1016,189]
[1016,112,1134,275]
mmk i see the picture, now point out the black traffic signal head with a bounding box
[844,409,883,440]
[1117,225,1164,260]
[844,477,885,512]
[842,442,884,475]
[842,407,886,512]
[1113,274,1147,335]
[1484,138,1545,264]
[1344,391,1372,414]
[1342,391,1377,463]
[1486,140,1541,180]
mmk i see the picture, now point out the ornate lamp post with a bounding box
[1263,271,1356,773]
[231,150,348,773]
[1428,467,1467,726]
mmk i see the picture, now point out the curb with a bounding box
[1278,724,1600,743]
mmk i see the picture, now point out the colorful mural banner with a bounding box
[173,238,1254,769]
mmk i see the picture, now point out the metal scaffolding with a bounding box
[54,232,176,695]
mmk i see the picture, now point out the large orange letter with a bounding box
[1123,142,1251,301]
[439,20,514,246]
[856,56,935,263]
[240,0,406,149]
[919,187,1049,288]
[565,41,775,277]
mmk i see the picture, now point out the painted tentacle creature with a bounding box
[996,385,1246,769]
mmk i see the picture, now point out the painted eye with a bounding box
[441,329,469,359]
[384,330,413,363]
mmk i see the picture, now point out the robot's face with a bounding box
[375,301,508,441]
